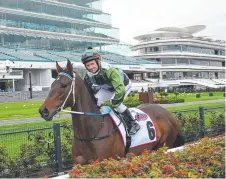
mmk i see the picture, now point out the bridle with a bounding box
[57,72,110,116]
[58,72,76,112]
[56,71,120,142]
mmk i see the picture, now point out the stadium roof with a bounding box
[134,25,206,40]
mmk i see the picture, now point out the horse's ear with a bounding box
[56,61,63,74]
[67,60,73,75]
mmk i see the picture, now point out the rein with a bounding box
[57,72,110,116]
[57,71,119,142]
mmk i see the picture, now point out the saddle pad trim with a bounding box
[108,114,126,145]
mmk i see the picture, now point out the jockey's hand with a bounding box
[110,99,120,108]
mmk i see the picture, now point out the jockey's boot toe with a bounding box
[129,122,140,135]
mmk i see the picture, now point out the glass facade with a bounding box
[142,44,225,56]
[177,58,189,64]
[160,71,225,79]
[85,13,111,25]
[87,0,103,11]
[0,0,120,51]
[190,59,209,66]
[159,58,223,67]
[95,43,132,56]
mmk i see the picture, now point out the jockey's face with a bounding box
[85,60,99,73]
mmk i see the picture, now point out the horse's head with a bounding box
[39,60,77,121]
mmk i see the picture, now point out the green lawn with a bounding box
[154,92,225,102]
[1,102,224,132]
[0,100,67,121]
[0,100,43,120]
[178,92,225,102]
[0,92,224,122]
[0,118,71,132]
[166,102,225,111]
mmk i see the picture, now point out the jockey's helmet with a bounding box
[81,47,101,64]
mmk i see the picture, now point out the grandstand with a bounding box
[0,0,134,91]
[0,1,225,92]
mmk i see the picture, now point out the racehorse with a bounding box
[39,60,184,165]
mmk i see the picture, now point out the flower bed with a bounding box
[69,135,225,178]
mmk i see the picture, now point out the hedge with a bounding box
[69,135,225,178]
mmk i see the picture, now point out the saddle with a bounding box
[101,106,157,149]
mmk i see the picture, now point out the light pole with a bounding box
[29,71,32,99]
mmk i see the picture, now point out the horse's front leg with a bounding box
[72,141,88,165]
[73,155,88,165]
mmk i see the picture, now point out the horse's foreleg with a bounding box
[72,142,88,165]
[73,155,88,165]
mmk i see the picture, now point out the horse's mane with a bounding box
[69,70,98,106]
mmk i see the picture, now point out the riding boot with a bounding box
[122,108,140,135]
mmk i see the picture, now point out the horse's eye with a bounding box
[60,84,67,88]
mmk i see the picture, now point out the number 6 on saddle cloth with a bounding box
[101,106,157,148]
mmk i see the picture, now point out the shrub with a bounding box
[159,99,184,104]
[209,92,213,96]
[69,135,225,178]
[104,95,141,108]
[175,113,201,141]
[196,93,201,98]
[174,92,179,99]
[208,111,225,134]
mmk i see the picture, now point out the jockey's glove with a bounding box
[110,99,121,108]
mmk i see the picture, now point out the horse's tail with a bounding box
[173,132,185,148]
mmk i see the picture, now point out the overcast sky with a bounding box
[102,0,226,44]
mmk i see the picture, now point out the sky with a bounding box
[102,0,226,45]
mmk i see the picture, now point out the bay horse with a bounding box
[39,60,184,165]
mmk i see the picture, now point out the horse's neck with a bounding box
[73,75,100,114]
[71,75,104,139]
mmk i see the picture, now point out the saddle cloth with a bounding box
[101,106,157,148]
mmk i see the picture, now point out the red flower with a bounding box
[162,165,174,174]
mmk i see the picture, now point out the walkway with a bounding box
[0,99,224,126]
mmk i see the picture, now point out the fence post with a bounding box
[53,123,63,174]
[199,106,205,138]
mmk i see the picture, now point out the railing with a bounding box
[0,91,49,102]
[0,105,225,178]
[0,20,111,39]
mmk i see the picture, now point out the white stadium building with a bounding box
[0,0,225,92]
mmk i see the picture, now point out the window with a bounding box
[162,58,176,64]
[177,59,189,64]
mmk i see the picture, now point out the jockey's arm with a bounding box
[106,67,126,108]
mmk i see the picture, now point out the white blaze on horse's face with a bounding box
[85,60,99,73]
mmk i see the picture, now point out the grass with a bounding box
[1,102,224,131]
[0,118,71,132]
[155,92,225,102]
[166,102,225,111]
[0,100,43,121]
[179,92,225,102]
[0,92,224,121]
[0,100,68,121]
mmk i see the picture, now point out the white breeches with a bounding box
[94,81,132,113]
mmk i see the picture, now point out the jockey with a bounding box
[81,47,140,135]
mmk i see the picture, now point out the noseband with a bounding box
[58,72,76,112]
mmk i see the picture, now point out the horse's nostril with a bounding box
[40,107,49,117]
